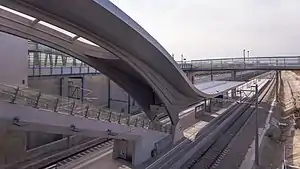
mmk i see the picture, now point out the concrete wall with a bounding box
[28,75,110,106]
[0,127,27,166]
[0,33,28,86]
[26,131,63,150]
[28,74,141,113]
[84,75,109,105]
[0,126,66,167]
[28,76,62,96]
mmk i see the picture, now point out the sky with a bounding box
[109,0,300,60]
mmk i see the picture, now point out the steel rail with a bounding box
[183,77,275,169]
[149,75,273,169]
[40,139,112,169]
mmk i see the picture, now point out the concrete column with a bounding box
[186,72,195,84]
[231,70,237,81]
[0,33,28,86]
[207,98,212,112]
[67,136,71,148]
[60,77,69,97]
[171,121,184,143]
[127,94,131,115]
[231,70,237,97]
[107,78,111,108]
[276,71,279,101]
[210,71,213,81]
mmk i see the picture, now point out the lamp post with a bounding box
[243,49,246,62]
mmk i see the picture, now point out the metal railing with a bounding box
[178,56,300,71]
[0,83,171,133]
[28,52,88,68]
[28,52,100,76]
[29,54,300,77]
[28,66,100,76]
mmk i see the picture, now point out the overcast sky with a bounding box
[110,0,300,60]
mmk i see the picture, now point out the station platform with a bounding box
[194,81,244,95]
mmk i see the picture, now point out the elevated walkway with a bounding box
[0,83,170,165]
[0,1,250,126]
[27,47,101,77]
[0,83,169,133]
[28,66,100,77]
[0,101,167,141]
[0,1,277,139]
[180,56,300,71]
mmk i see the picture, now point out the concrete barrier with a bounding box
[7,137,108,169]
[25,135,92,160]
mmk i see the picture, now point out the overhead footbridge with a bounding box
[180,56,300,71]
[0,0,244,127]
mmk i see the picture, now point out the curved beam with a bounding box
[0,0,225,125]
[0,8,160,121]
[0,9,117,60]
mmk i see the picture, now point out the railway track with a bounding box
[42,139,113,169]
[182,77,275,169]
[146,76,274,169]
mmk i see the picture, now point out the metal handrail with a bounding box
[0,83,170,133]
[179,56,300,70]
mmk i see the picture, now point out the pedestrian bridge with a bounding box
[0,0,294,131]
[0,0,248,126]
[0,81,243,165]
[0,1,282,166]
[179,56,300,71]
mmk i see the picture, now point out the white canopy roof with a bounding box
[194,81,244,95]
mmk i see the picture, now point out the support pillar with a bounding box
[81,76,84,102]
[67,136,71,148]
[276,71,279,101]
[107,78,111,108]
[210,71,213,81]
[186,72,195,84]
[171,121,184,143]
[127,94,131,115]
[207,98,212,113]
[59,77,69,98]
[33,43,39,67]
[231,70,237,98]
